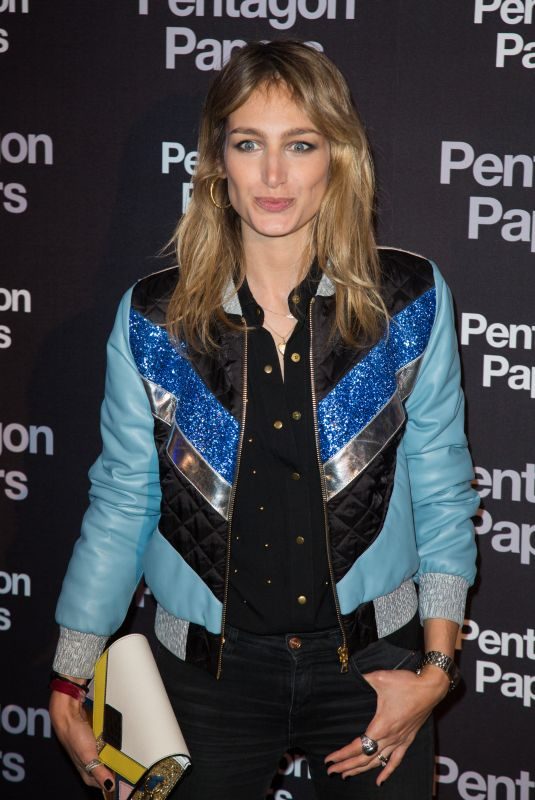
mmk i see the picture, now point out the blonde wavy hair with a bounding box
[167,40,386,350]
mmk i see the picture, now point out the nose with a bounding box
[261,148,287,188]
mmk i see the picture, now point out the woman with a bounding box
[50,41,479,799]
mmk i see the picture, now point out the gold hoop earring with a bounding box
[209,177,231,209]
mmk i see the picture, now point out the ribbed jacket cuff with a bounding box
[418,573,469,626]
[52,626,108,679]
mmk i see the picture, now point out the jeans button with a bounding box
[288,636,302,650]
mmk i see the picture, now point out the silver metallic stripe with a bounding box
[167,425,231,520]
[324,392,406,500]
[142,377,177,426]
[396,355,423,401]
[323,353,424,500]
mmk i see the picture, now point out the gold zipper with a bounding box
[216,319,248,680]
[308,297,349,673]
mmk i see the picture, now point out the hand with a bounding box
[49,687,115,793]
[325,665,449,785]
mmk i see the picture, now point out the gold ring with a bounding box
[377,753,389,768]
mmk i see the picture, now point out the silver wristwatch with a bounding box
[416,651,461,691]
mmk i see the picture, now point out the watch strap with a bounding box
[416,650,461,691]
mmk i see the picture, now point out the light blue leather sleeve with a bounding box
[55,288,162,635]
[404,263,479,591]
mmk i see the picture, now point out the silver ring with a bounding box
[84,758,103,774]
[360,734,379,756]
[377,753,389,767]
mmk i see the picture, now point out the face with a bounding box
[222,84,330,247]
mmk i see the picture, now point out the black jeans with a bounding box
[157,625,434,800]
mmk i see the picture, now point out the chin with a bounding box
[247,214,303,239]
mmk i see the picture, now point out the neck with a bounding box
[242,225,312,302]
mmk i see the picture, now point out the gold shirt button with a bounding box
[291,471,301,481]
[291,294,300,304]
[273,420,283,429]
[296,536,305,545]
[290,352,301,363]
[264,364,273,374]
[291,410,301,420]
[297,595,307,605]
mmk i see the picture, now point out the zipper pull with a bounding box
[337,644,349,673]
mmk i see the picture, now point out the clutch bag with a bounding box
[87,633,191,800]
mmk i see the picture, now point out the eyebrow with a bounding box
[227,127,322,137]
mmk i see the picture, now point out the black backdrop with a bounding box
[1,2,534,798]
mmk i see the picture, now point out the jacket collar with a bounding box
[222,263,335,317]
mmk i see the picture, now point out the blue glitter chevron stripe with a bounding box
[318,288,436,462]
[129,310,238,484]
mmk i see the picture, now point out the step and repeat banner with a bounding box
[1,1,533,798]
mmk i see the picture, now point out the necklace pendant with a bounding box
[277,341,286,355]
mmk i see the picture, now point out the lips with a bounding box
[255,197,294,212]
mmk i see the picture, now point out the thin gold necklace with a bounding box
[261,304,296,320]
[263,318,296,355]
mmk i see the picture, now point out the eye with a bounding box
[236,140,261,152]
[289,141,314,153]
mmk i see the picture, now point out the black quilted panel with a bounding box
[326,432,402,584]
[378,247,434,316]
[190,327,244,419]
[154,419,229,602]
[132,266,178,324]
[313,248,435,402]
[132,267,244,417]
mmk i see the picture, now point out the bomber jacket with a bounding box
[54,248,479,678]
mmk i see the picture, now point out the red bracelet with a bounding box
[50,671,90,692]
[50,678,86,700]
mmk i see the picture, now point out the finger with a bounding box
[90,764,115,793]
[329,755,375,776]
[325,737,363,764]
[77,760,115,793]
[328,733,402,776]
[376,745,407,786]
[339,748,395,780]
[70,749,114,790]
[326,729,396,768]
[325,729,389,764]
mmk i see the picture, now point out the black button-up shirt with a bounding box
[226,264,338,634]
